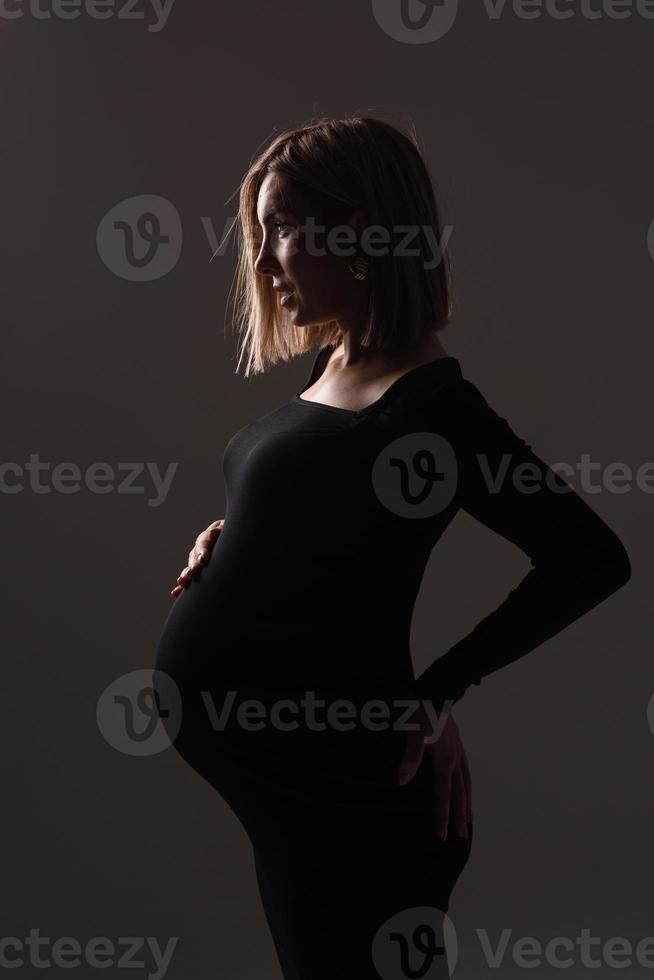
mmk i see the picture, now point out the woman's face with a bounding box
[254,172,367,331]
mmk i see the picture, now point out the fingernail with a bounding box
[398,769,412,785]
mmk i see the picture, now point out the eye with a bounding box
[273,222,295,238]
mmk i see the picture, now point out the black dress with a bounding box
[153,345,631,979]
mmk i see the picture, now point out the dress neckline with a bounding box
[294,346,461,417]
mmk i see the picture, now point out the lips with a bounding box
[274,286,295,306]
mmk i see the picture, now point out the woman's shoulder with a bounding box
[414,361,524,447]
[410,356,482,410]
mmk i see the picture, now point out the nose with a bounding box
[254,235,281,278]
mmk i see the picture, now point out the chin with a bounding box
[288,307,308,327]
[292,308,332,329]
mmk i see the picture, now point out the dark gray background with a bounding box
[1,1,651,977]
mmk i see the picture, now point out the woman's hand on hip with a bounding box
[170,519,224,597]
[397,701,473,841]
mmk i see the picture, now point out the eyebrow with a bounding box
[260,204,296,224]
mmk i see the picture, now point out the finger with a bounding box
[187,548,205,570]
[459,745,473,825]
[397,729,425,785]
[204,519,225,534]
[170,585,183,597]
[450,764,469,839]
[423,704,452,746]
[199,520,224,545]
[397,728,424,782]
[433,762,454,841]
[176,566,193,585]
[193,520,225,566]
[188,543,209,567]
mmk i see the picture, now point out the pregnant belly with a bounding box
[152,563,419,813]
[154,533,416,724]
[154,632,414,819]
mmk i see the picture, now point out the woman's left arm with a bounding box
[413,379,633,712]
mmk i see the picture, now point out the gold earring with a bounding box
[348,255,369,281]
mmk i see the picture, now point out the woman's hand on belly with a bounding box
[170,518,225,598]
[396,704,473,842]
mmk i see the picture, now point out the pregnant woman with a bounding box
[153,115,631,980]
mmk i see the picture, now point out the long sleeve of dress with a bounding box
[412,379,632,712]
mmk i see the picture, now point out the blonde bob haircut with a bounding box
[228,114,453,376]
